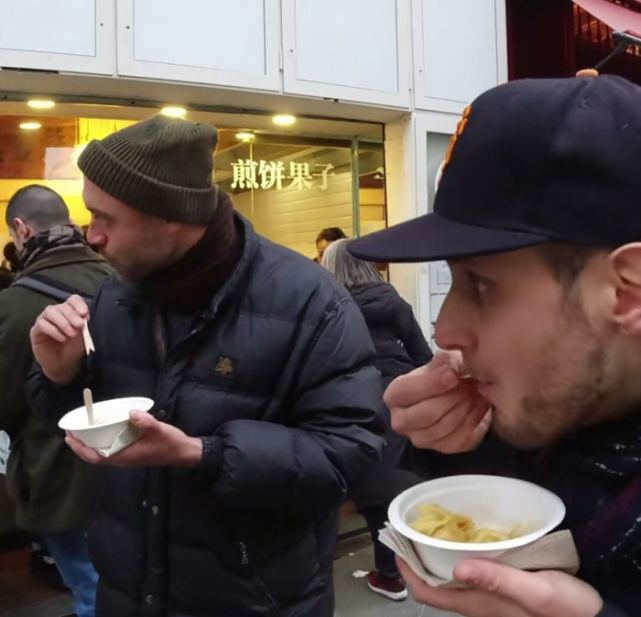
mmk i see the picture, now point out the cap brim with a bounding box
[349,212,550,263]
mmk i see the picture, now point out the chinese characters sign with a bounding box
[230,160,336,191]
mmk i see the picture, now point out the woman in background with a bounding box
[0,242,19,292]
[322,239,432,601]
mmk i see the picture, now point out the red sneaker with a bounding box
[366,571,409,602]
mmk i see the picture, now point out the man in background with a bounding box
[314,226,347,263]
[0,185,111,617]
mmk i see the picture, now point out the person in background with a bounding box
[0,242,20,291]
[0,185,111,617]
[314,226,347,263]
[322,238,432,602]
[349,74,641,617]
[2,241,19,273]
[26,115,384,617]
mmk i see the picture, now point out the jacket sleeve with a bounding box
[25,288,105,430]
[393,294,433,367]
[0,290,39,438]
[597,603,629,617]
[25,358,92,432]
[199,296,386,518]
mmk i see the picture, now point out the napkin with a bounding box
[379,525,580,587]
[95,422,142,458]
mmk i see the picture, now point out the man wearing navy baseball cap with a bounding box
[350,74,641,617]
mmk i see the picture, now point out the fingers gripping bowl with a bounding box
[59,397,154,450]
[388,475,566,579]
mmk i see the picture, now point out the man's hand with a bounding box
[30,295,89,385]
[385,351,491,454]
[398,558,603,617]
[65,410,203,468]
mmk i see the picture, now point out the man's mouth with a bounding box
[461,372,494,395]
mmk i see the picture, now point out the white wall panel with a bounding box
[283,0,411,108]
[118,0,281,91]
[0,0,115,74]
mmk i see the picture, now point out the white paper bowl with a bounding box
[58,397,154,450]
[388,475,566,579]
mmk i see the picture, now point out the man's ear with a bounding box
[610,244,641,335]
[12,218,32,242]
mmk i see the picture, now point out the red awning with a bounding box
[573,0,641,37]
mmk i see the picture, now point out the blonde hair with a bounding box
[321,239,383,291]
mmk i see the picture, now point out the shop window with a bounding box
[0,107,385,262]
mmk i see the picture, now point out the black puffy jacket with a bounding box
[351,282,433,381]
[27,217,384,617]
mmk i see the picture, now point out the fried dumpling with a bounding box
[409,503,516,544]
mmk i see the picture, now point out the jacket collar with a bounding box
[15,245,108,281]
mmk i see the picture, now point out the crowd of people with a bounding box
[0,72,640,617]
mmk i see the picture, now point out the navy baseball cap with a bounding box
[349,74,641,263]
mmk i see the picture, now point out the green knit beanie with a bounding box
[78,115,220,225]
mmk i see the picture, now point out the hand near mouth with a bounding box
[385,351,492,454]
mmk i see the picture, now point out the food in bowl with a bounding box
[388,475,567,579]
[410,504,520,543]
[58,396,154,450]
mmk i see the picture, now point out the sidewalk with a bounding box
[334,543,458,617]
[0,523,459,617]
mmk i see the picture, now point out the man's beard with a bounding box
[99,249,156,283]
[492,308,610,450]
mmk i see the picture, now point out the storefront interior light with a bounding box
[27,99,55,110]
[236,132,255,141]
[160,106,187,118]
[19,122,42,130]
[272,114,296,126]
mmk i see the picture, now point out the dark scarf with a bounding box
[137,192,243,313]
[18,225,88,272]
[539,412,641,582]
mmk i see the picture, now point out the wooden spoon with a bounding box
[83,388,95,426]
[82,320,95,355]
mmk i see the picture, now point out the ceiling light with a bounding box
[160,106,187,118]
[236,132,255,141]
[20,122,41,130]
[272,114,296,126]
[27,99,55,109]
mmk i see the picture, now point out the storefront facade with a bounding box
[0,0,508,338]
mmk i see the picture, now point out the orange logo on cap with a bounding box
[440,105,472,183]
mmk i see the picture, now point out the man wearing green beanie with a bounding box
[26,115,384,617]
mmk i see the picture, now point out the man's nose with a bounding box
[434,294,477,354]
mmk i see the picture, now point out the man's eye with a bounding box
[466,273,493,299]
[475,277,490,294]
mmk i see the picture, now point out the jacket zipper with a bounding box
[239,542,249,566]
[152,310,167,366]
[239,542,279,615]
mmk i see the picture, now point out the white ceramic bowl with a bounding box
[388,475,566,579]
[58,397,154,450]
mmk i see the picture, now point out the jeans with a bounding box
[42,529,98,617]
[359,506,399,578]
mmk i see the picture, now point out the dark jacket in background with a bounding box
[351,282,433,381]
[0,244,111,533]
[26,217,385,617]
[350,282,432,509]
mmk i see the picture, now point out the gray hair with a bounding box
[321,238,383,291]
